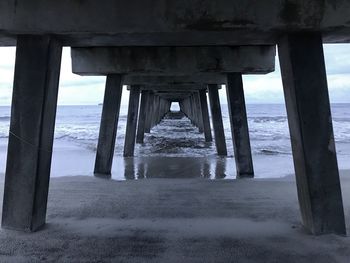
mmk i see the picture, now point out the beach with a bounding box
[0,171,349,262]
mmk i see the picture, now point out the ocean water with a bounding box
[1,103,350,178]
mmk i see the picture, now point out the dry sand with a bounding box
[0,171,349,262]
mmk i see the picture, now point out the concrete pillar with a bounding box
[195,92,204,133]
[199,89,213,142]
[136,90,149,144]
[157,97,163,124]
[189,96,194,124]
[151,96,158,128]
[226,73,254,178]
[123,86,141,157]
[191,95,197,127]
[278,32,346,235]
[179,101,185,116]
[208,84,227,156]
[2,36,62,232]
[144,92,154,133]
[94,74,123,176]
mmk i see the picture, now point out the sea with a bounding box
[1,103,350,179]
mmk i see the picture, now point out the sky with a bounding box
[0,44,350,106]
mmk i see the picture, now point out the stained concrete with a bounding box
[71,46,275,76]
[2,36,62,232]
[94,74,123,176]
[123,75,227,86]
[208,84,227,156]
[2,1,350,46]
[124,86,141,157]
[278,32,346,235]
[226,73,254,178]
[136,90,149,144]
[199,89,213,142]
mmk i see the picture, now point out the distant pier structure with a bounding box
[0,0,349,235]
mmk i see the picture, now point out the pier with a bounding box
[0,0,349,237]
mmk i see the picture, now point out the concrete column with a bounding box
[157,97,163,124]
[2,36,62,232]
[151,95,158,128]
[278,32,346,235]
[94,74,123,176]
[144,92,154,133]
[199,89,213,142]
[195,92,204,133]
[136,90,149,144]
[123,86,141,157]
[189,96,194,123]
[208,84,227,156]
[179,101,185,116]
[191,95,197,127]
[226,73,254,178]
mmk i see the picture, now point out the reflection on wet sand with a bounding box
[119,157,235,180]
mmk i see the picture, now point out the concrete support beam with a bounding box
[190,96,196,127]
[2,36,62,232]
[71,46,275,75]
[152,95,157,128]
[181,96,197,127]
[208,84,227,156]
[278,32,346,235]
[124,75,227,86]
[123,86,141,157]
[2,1,350,45]
[226,73,254,178]
[154,96,160,126]
[194,92,204,133]
[199,90,213,142]
[142,84,205,91]
[136,90,149,144]
[94,74,123,176]
[144,92,154,133]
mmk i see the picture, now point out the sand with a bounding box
[0,171,349,262]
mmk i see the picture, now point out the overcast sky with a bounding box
[0,44,350,106]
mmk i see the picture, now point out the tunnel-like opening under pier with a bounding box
[0,0,349,238]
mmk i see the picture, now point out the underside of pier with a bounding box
[0,0,348,240]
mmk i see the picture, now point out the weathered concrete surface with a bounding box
[2,1,350,46]
[94,74,123,176]
[226,73,254,178]
[208,84,227,156]
[2,36,62,232]
[71,46,275,75]
[149,87,199,101]
[194,93,204,133]
[199,90,213,142]
[144,92,154,133]
[124,86,141,157]
[140,84,206,91]
[123,75,227,86]
[278,32,346,235]
[156,93,191,101]
[179,96,202,130]
[136,90,149,144]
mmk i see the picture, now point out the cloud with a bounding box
[1,44,350,105]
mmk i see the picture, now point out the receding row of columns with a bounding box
[95,81,253,176]
[95,82,174,173]
[1,32,347,236]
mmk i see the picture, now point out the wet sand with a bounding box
[0,169,349,262]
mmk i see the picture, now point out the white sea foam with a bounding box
[1,104,350,158]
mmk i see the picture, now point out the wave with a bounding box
[0,116,10,121]
[257,149,290,155]
[248,116,286,123]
